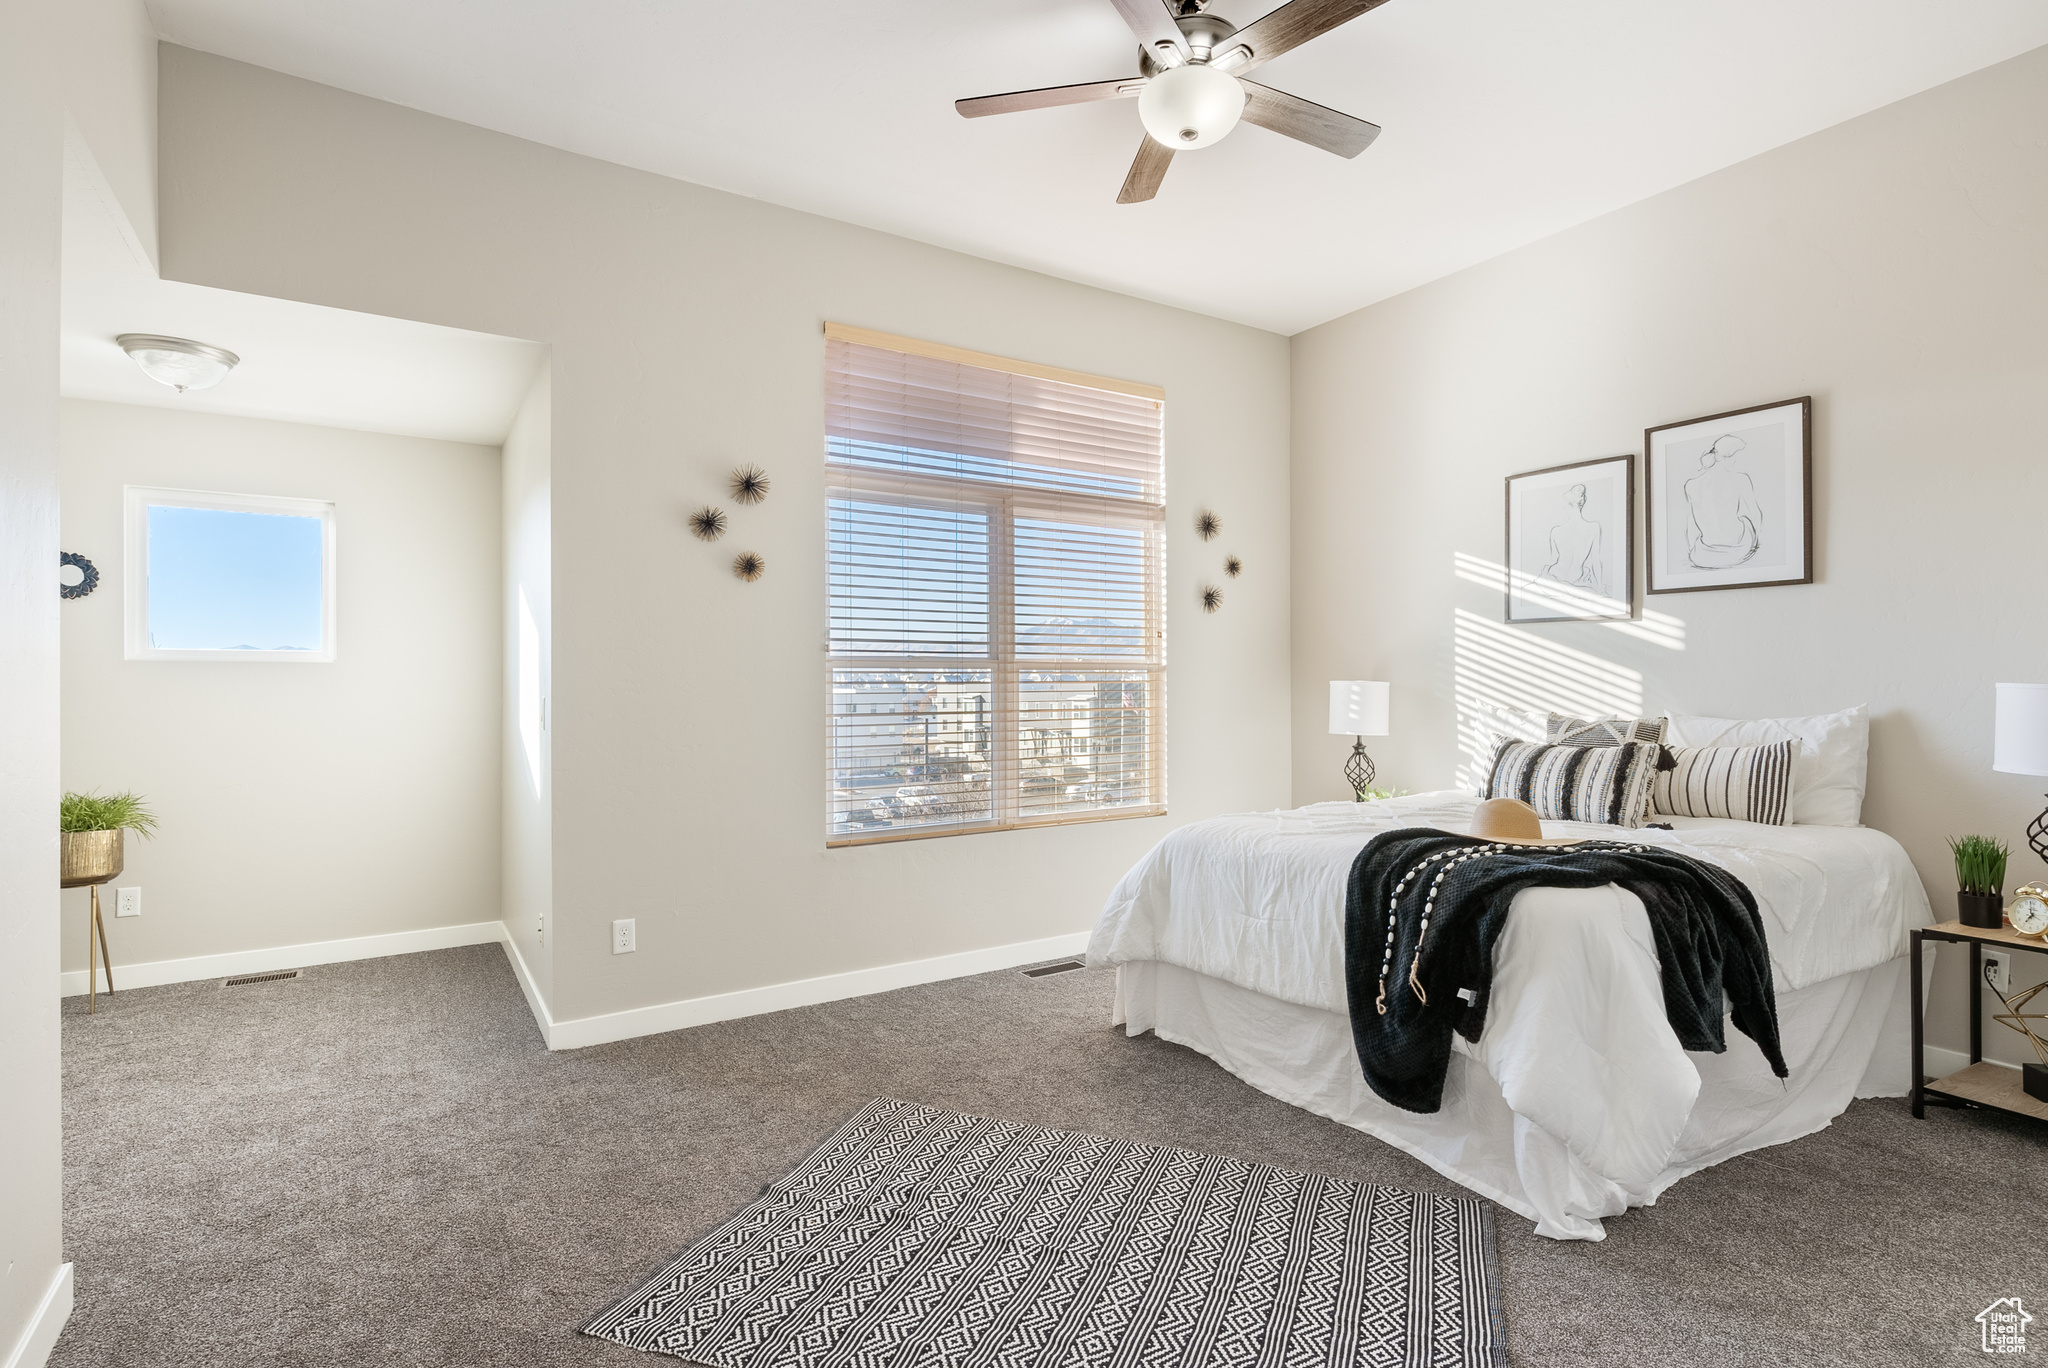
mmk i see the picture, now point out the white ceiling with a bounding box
[63,129,544,445]
[146,0,2048,335]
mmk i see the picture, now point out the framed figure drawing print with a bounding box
[1646,397,1812,594]
[1503,455,1633,623]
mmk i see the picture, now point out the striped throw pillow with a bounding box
[1652,741,1796,825]
[1545,713,1673,823]
[1485,740,1660,829]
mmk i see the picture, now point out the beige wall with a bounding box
[501,360,552,1004]
[1290,44,2048,1061]
[0,0,67,1357]
[59,400,503,975]
[156,46,1294,1028]
[61,0,156,268]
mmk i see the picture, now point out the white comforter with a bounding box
[1086,792,1934,1234]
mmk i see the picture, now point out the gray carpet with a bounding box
[52,945,2034,1367]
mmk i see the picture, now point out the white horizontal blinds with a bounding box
[825,326,1165,845]
[1017,671,1155,821]
[829,498,990,656]
[825,328,1164,504]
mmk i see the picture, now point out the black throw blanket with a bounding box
[1343,829,1787,1114]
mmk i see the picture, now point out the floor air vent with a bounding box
[1022,960,1086,978]
[223,970,302,987]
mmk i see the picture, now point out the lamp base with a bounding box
[1344,738,1376,800]
[2030,798,2048,866]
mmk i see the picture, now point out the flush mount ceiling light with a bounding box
[955,0,1385,204]
[116,334,240,393]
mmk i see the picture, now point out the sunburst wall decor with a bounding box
[733,551,765,582]
[1196,510,1220,541]
[1201,586,1222,613]
[1224,555,1242,578]
[689,507,728,541]
[729,464,771,505]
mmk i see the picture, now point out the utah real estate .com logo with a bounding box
[1978,1297,2032,1355]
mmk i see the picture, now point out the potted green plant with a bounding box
[1949,834,2009,929]
[60,791,157,888]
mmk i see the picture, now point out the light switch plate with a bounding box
[115,886,141,918]
[612,918,636,955]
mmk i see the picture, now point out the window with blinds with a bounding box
[824,324,1166,846]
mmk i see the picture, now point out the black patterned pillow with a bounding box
[1485,739,1660,829]
[1652,741,1796,825]
[1546,712,1669,747]
[1544,713,1673,823]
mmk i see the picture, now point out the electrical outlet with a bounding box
[1985,951,2012,995]
[612,918,636,955]
[115,886,141,918]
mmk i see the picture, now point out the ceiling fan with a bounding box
[956,0,1390,204]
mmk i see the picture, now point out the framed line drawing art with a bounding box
[1646,397,1812,594]
[1503,455,1634,623]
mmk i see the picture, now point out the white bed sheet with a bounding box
[1085,791,1935,1240]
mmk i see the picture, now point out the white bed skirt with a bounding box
[1113,956,1912,1241]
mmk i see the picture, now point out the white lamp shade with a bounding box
[1138,64,1246,150]
[1994,682,2048,776]
[1329,681,1390,737]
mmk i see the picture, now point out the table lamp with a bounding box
[1995,682,2048,862]
[1329,681,1390,799]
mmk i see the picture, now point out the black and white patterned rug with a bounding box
[584,1098,1507,1367]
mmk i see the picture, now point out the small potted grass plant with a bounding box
[1949,834,2009,929]
[60,791,157,887]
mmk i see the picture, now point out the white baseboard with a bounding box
[3,1263,72,1368]
[498,929,556,1049]
[59,921,506,997]
[56,913,1085,1057]
[545,932,1090,1051]
[1923,1046,2021,1079]
[1923,1046,1970,1079]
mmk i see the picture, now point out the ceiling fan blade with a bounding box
[1215,0,1392,75]
[1239,81,1380,158]
[956,78,1146,118]
[1106,0,1189,59]
[1116,137,1173,204]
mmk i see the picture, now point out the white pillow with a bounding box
[1665,705,1869,826]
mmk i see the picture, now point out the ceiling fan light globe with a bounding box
[1137,62,1244,151]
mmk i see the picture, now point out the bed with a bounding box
[1085,791,1935,1240]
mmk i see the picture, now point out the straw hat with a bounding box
[1466,798,1585,847]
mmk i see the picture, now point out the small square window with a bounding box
[124,487,337,661]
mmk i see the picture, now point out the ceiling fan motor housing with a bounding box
[1138,11,1241,76]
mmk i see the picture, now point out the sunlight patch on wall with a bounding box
[1452,551,1685,650]
[1609,606,1686,650]
[1452,608,1645,790]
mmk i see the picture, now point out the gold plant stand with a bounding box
[61,830,124,1013]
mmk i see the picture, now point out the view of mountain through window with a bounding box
[824,327,1165,843]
